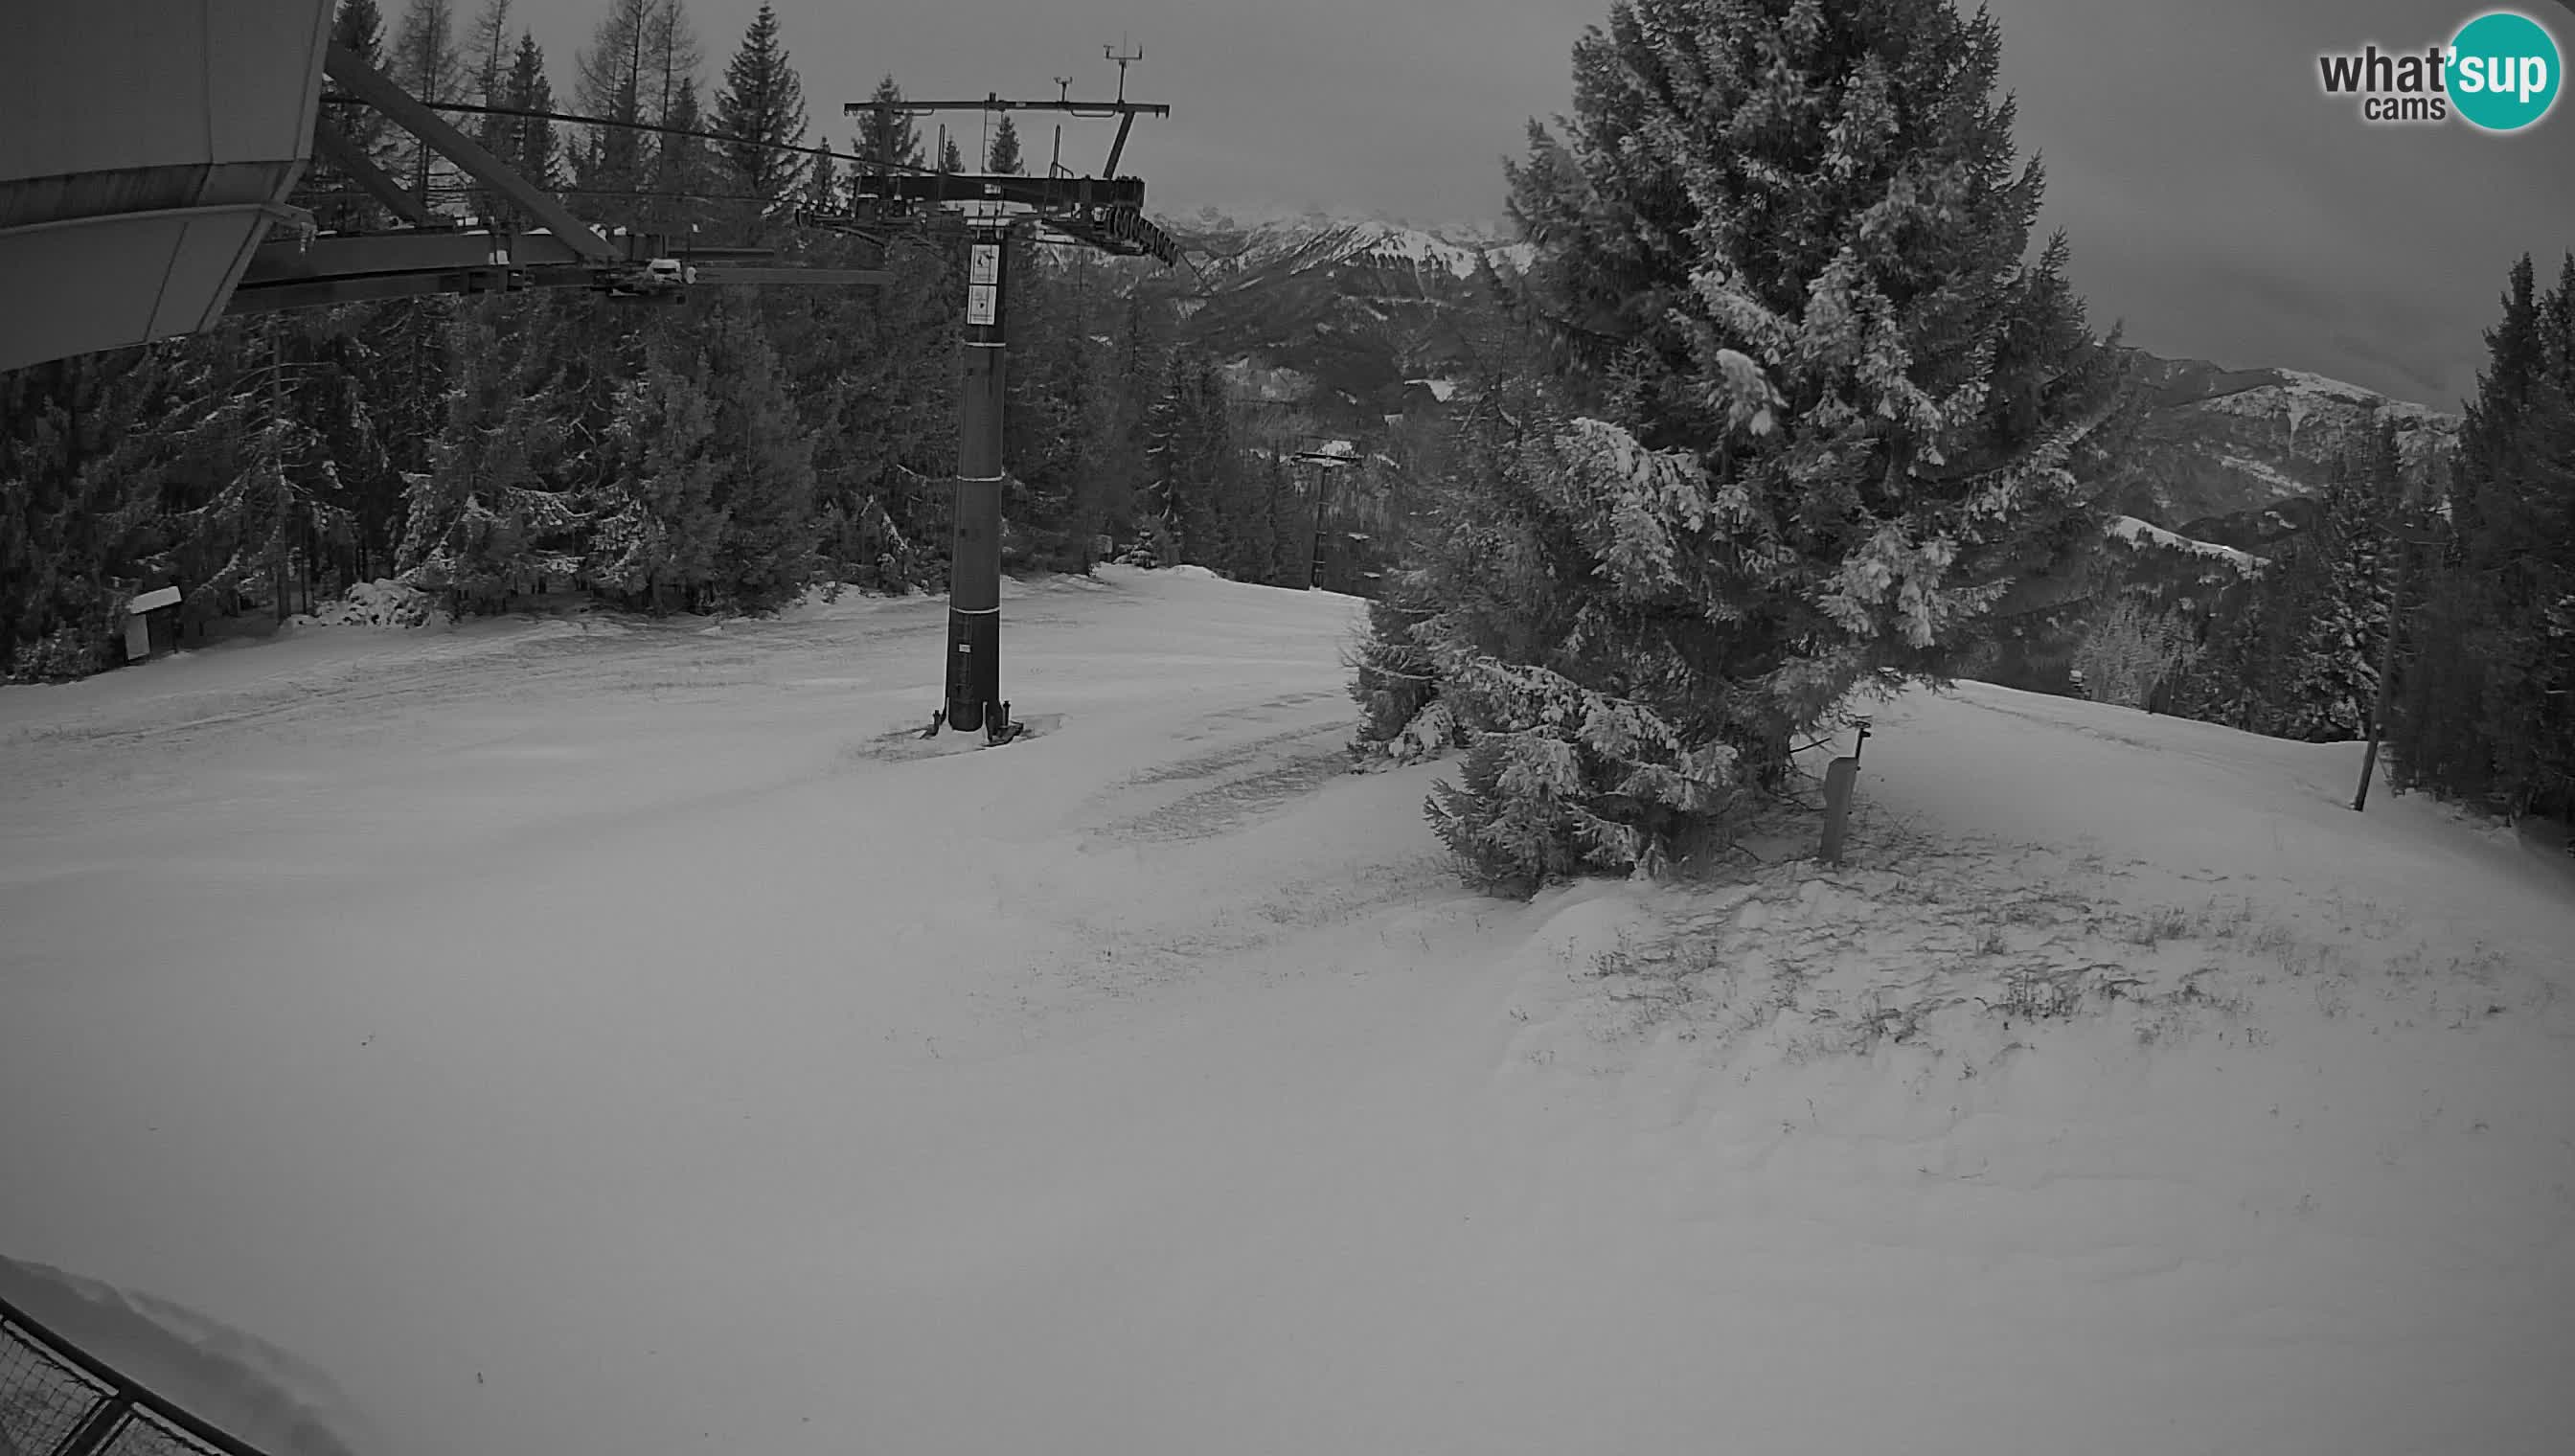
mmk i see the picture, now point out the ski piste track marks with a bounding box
[0,604,939,779]
[1079,694,1356,846]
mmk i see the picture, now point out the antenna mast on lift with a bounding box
[829,50,1179,747]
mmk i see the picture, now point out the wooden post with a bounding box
[1819,758,1860,865]
[2354,540,2414,812]
[1818,718,1872,865]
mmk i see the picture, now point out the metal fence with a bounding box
[0,1292,274,1456]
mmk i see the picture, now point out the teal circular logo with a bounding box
[2450,11,2562,131]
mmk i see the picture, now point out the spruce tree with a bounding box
[2163,574,2267,729]
[1372,0,2125,891]
[0,348,179,676]
[2268,430,2399,741]
[2389,252,2575,829]
[297,1,399,232]
[988,116,1025,175]
[2469,255,2575,820]
[1143,348,1235,565]
[855,76,923,171]
[464,0,516,223]
[170,320,362,625]
[651,77,715,236]
[404,299,580,615]
[703,301,818,609]
[799,141,839,217]
[574,0,659,229]
[590,345,725,614]
[473,31,558,232]
[715,3,809,215]
[1101,290,1166,545]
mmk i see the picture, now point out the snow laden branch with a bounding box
[1359,0,2123,896]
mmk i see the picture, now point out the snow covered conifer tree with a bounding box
[1371,0,2125,892]
[703,302,817,611]
[589,346,725,614]
[404,302,579,615]
[987,116,1025,175]
[2267,432,2399,741]
[2390,252,2575,822]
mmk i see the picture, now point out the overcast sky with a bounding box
[510,0,2575,407]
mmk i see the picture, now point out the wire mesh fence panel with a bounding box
[0,1315,117,1456]
[98,1405,226,1456]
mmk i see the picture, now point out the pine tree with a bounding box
[2469,254,2575,820]
[502,33,558,192]
[403,300,581,615]
[464,0,515,224]
[1143,347,1235,565]
[463,29,558,231]
[2164,570,2268,730]
[799,141,839,217]
[1373,0,2125,891]
[0,348,182,677]
[702,301,818,609]
[169,320,362,625]
[854,76,922,172]
[590,345,725,613]
[773,232,957,590]
[2072,595,2199,710]
[2388,251,2575,829]
[987,115,1024,175]
[2268,430,2399,741]
[646,0,704,138]
[391,0,467,210]
[715,2,809,216]
[1100,290,1166,546]
[939,135,965,174]
[573,0,659,229]
[296,1,400,233]
[651,77,715,236]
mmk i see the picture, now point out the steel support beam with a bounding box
[691,266,893,286]
[846,172,1145,211]
[311,120,440,229]
[322,41,618,262]
[241,227,562,283]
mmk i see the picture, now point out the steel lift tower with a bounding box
[835,50,1180,746]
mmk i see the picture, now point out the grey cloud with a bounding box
[513,0,2573,401]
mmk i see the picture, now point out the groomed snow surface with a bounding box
[3,566,2571,1456]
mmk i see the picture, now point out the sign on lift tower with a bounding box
[833,48,1181,746]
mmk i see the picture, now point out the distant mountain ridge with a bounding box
[1152,212,1524,429]
[2090,351,2460,527]
[1146,211,2465,534]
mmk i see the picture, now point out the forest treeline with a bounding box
[2074,251,2575,830]
[6,0,2564,862]
[0,0,1356,681]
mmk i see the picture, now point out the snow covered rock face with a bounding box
[2102,352,2460,526]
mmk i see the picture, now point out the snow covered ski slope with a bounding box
[3,566,2570,1456]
